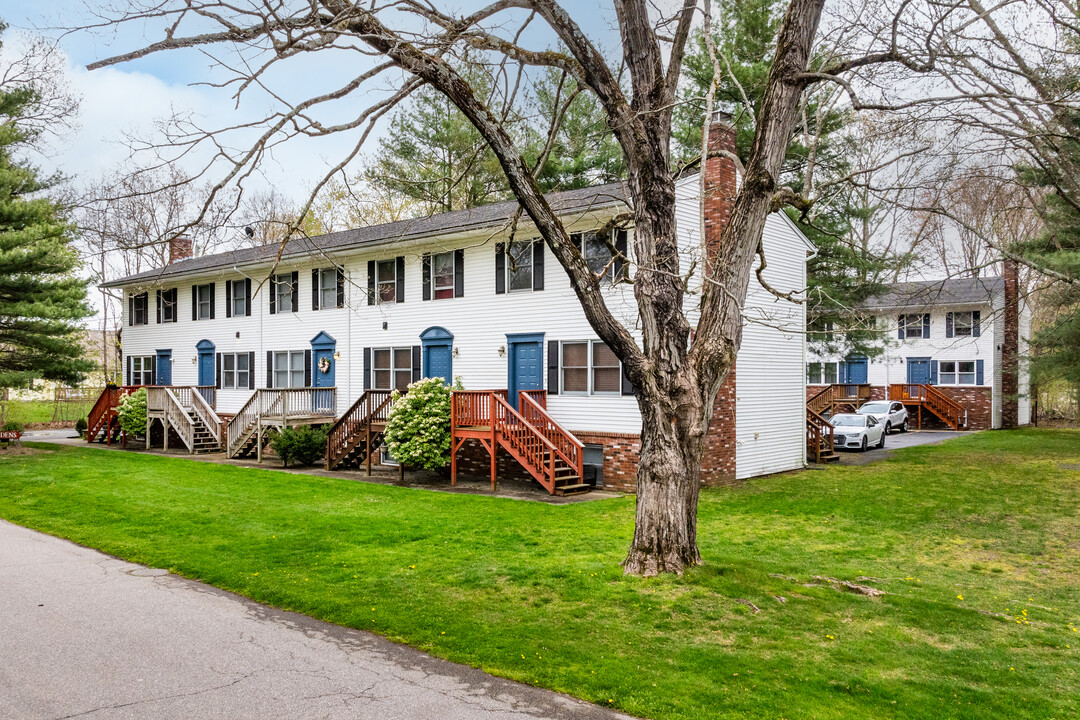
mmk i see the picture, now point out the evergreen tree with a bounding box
[0,23,94,389]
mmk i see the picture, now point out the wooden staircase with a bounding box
[225,388,338,459]
[888,384,967,430]
[807,383,872,417]
[146,386,223,453]
[86,386,132,444]
[325,390,398,471]
[806,408,839,464]
[450,390,587,496]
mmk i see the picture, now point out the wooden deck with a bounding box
[887,384,966,430]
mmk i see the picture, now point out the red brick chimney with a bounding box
[703,110,738,268]
[169,235,193,264]
[700,110,739,486]
[1001,258,1019,429]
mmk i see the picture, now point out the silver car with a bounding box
[857,400,909,434]
[831,413,887,451]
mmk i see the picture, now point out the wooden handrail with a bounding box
[227,391,261,456]
[519,391,582,481]
[190,386,222,444]
[196,386,216,409]
[492,393,560,494]
[807,383,871,415]
[806,407,834,463]
[452,390,507,427]
[521,388,547,409]
[325,389,395,470]
[888,383,966,429]
[163,388,194,452]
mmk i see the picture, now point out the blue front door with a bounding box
[196,340,215,387]
[507,334,543,410]
[155,350,172,386]
[846,356,868,384]
[313,348,335,388]
[425,344,452,384]
[908,357,931,385]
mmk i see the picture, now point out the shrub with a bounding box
[384,377,452,470]
[116,388,147,437]
[270,425,327,467]
[2,420,25,433]
[75,417,88,437]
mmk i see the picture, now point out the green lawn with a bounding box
[1,399,91,425]
[2,429,1079,719]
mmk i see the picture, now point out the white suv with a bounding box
[857,401,909,434]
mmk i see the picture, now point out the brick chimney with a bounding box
[1001,258,1019,429]
[703,110,738,268]
[699,110,739,487]
[169,235,193,264]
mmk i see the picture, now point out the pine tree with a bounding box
[0,24,94,389]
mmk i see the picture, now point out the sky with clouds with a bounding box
[0,1,625,201]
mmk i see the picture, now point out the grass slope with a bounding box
[1,429,1079,719]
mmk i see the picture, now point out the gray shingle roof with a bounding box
[860,276,1004,311]
[103,182,629,288]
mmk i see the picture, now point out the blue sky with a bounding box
[0,0,627,199]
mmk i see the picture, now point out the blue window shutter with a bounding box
[839,361,847,383]
[922,313,930,338]
[945,312,953,338]
[367,261,376,305]
[976,359,984,386]
[547,340,559,394]
[973,310,981,337]
[930,360,939,385]
[898,314,904,340]
[494,244,506,294]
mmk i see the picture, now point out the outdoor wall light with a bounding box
[191,356,198,365]
[382,321,388,330]
[333,351,341,361]
[452,347,459,358]
[235,331,240,339]
[498,345,506,357]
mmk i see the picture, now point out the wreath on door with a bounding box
[318,356,332,374]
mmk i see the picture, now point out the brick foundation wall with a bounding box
[572,431,641,493]
[925,386,993,430]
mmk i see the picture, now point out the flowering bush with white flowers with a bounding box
[383,377,453,470]
[117,388,147,437]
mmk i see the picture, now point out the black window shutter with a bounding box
[897,314,904,340]
[972,310,981,337]
[569,233,581,286]
[621,363,634,396]
[215,353,222,389]
[311,269,320,311]
[225,280,233,318]
[156,290,162,324]
[454,248,465,297]
[945,312,953,338]
[150,355,156,386]
[615,230,628,281]
[245,278,252,316]
[209,283,216,319]
[547,340,559,394]
[395,256,405,303]
[126,355,131,385]
[266,351,273,388]
[367,260,376,306]
[128,294,134,326]
[930,360,939,385]
[533,240,545,291]
[412,345,422,382]
[290,272,298,309]
[495,243,506,294]
[422,253,432,301]
[269,276,276,315]
[363,348,371,390]
[922,313,930,338]
[248,351,255,390]
[335,269,344,308]
[304,349,312,387]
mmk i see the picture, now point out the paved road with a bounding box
[835,429,970,466]
[0,521,630,720]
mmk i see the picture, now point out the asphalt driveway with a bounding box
[0,520,629,720]
[834,429,971,465]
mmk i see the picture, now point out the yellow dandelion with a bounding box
[957,595,964,600]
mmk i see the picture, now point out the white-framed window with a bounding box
[507,241,534,292]
[229,281,246,317]
[273,351,306,388]
[432,251,455,300]
[953,311,974,337]
[159,288,177,323]
[940,360,977,385]
[806,361,841,385]
[373,347,412,391]
[901,314,924,339]
[377,259,397,303]
[561,340,621,395]
[130,292,149,325]
[195,284,213,320]
[316,268,340,309]
[274,274,294,313]
[131,355,154,385]
[221,353,250,390]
